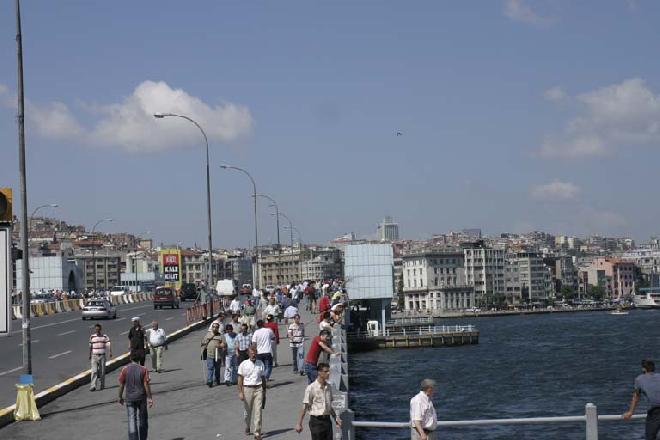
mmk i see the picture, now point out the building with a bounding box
[463,247,506,304]
[377,216,399,242]
[301,248,342,281]
[583,257,636,299]
[120,251,161,292]
[258,246,342,286]
[504,251,553,304]
[220,255,253,287]
[74,251,122,292]
[622,248,660,286]
[15,248,83,293]
[402,249,474,312]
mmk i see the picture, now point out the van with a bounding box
[216,279,237,297]
[153,286,180,309]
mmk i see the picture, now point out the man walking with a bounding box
[304,330,335,384]
[89,323,112,391]
[238,344,267,440]
[410,378,438,440]
[264,314,280,367]
[201,322,225,387]
[128,317,147,366]
[287,314,305,375]
[295,362,341,439]
[223,324,238,385]
[118,352,153,440]
[236,323,252,364]
[146,320,166,373]
[624,359,660,440]
[252,320,275,380]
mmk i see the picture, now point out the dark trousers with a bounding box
[309,415,333,440]
[131,349,145,366]
[238,350,249,364]
[646,407,660,440]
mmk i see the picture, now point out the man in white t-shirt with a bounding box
[251,320,275,380]
[410,378,438,440]
[230,296,241,314]
[146,320,167,373]
[237,344,267,440]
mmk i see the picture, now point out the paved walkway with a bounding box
[2,312,325,440]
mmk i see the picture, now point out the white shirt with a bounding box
[410,391,437,430]
[264,304,280,318]
[284,305,299,319]
[230,299,241,313]
[303,380,334,416]
[237,358,266,386]
[252,288,260,298]
[147,328,166,347]
[251,327,274,355]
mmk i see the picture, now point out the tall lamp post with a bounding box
[91,218,113,294]
[154,112,214,318]
[220,164,259,289]
[256,194,280,285]
[29,203,58,248]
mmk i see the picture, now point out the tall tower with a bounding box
[377,216,399,242]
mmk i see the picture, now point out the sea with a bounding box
[348,309,660,439]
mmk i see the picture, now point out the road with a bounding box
[0,300,190,408]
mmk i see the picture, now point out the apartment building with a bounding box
[464,248,506,302]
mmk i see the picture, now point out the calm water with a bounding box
[349,309,660,439]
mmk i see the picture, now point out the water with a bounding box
[349,309,660,439]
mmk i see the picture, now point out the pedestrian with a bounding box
[223,324,238,385]
[230,295,241,315]
[287,314,305,375]
[319,292,330,314]
[251,319,275,380]
[410,378,438,440]
[207,311,226,333]
[294,362,341,439]
[128,317,147,366]
[146,320,167,373]
[304,330,335,384]
[262,297,280,322]
[624,359,660,440]
[201,322,226,387]
[283,301,298,325]
[264,314,280,367]
[319,311,334,332]
[236,323,252,364]
[89,323,112,391]
[118,352,153,440]
[237,344,267,440]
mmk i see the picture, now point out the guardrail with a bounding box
[339,404,645,439]
[382,324,476,337]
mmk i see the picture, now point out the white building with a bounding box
[377,216,399,242]
[504,251,553,304]
[402,249,474,312]
[16,249,83,293]
[464,248,506,303]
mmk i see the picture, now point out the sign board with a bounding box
[160,249,182,289]
[0,227,11,334]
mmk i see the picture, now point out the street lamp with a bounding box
[91,218,113,294]
[133,230,150,293]
[272,211,293,248]
[220,164,259,289]
[154,112,214,318]
[256,194,280,285]
[29,203,58,248]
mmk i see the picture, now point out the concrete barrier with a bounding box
[54,302,63,313]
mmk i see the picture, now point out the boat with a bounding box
[609,308,629,315]
[634,288,660,309]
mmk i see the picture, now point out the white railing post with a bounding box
[585,403,598,440]
[341,408,355,439]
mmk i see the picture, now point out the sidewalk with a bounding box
[2,312,324,440]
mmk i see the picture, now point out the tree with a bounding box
[587,285,606,301]
[560,286,575,300]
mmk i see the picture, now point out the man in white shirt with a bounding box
[410,378,438,440]
[283,302,299,325]
[237,344,267,440]
[262,297,280,321]
[146,320,167,373]
[295,362,341,439]
[230,296,241,314]
[251,319,275,380]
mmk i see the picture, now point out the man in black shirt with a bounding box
[128,317,147,366]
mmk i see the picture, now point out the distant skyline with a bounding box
[2,1,660,247]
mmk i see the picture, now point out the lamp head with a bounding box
[153,112,165,119]
[50,204,59,208]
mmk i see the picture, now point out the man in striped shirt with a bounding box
[236,323,252,364]
[89,323,112,391]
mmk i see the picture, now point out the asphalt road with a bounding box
[0,300,191,408]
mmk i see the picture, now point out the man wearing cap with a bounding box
[128,317,147,366]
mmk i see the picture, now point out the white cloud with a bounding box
[539,78,660,158]
[504,0,551,25]
[543,86,567,102]
[530,180,581,201]
[2,80,254,153]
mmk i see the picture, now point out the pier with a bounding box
[348,324,479,351]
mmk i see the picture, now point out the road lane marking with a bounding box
[57,330,76,336]
[115,317,126,322]
[11,317,81,334]
[165,317,174,321]
[120,330,129,335]
[0,366,23,376]
[18,339,40,346]
[136,313,146,317]
[48,350,72,360]
[123,305,151,311]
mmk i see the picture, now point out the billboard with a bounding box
[160,249,182,289]
[0,227,11,334]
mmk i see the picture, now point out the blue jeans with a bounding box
[206,358,221,384]
[126,399,148,440]
[257,353,273,379]
[224,353,237,384]
[304,361,318,384]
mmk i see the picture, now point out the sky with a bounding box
[1,0,660,248]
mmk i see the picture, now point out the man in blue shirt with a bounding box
[624,359,660,440]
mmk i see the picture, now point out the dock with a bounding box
[348,324,479,351]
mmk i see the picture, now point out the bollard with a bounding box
[585,403,598,440]
[14,375,40,422]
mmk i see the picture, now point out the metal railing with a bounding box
[383,324,476,337]
[339,404,645,439]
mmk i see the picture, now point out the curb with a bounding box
[0,315,214,430]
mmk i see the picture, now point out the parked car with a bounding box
[82,299,117,320]
[110,286,127,296]
[180,283,198,302]
[153,286,180,309]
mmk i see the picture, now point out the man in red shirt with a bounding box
[318,293,331,315]
[304,329,335,384]
[264,314,280,368]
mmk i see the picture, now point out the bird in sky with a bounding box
[395,131,403,136]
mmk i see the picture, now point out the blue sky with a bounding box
[1,1,660,247]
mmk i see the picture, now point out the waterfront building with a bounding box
[377,216,399,242]
[622,248,660,286]
[402,249,474,312]
[301,248,342,281]
[74,251,122,292]
[583,257,636,299]
[463,247,506,304]
[504,251,553,304]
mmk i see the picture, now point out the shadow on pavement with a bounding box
[263,428,294,438]
[268,380,294,389]
[41,399,115,418]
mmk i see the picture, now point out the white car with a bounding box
[82,299,117,320]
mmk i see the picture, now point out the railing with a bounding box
[387,316,434,326]
[383,324,476,337]
[339,404,645,440]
